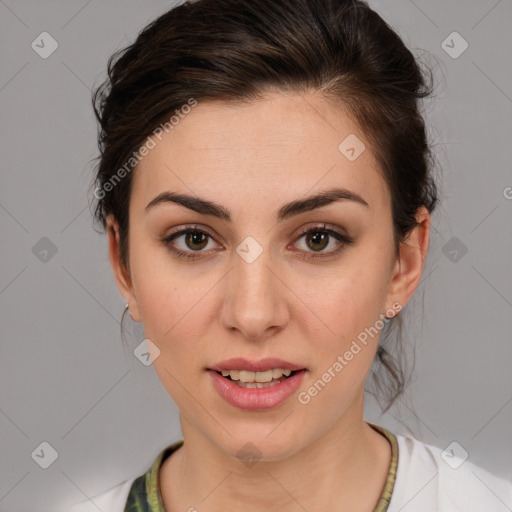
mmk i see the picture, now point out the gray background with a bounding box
[0,0,511,510]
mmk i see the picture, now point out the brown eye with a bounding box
[304,231,329,252]
[293,224,355,260]
[184,231,208,251]
[162,226,220,260]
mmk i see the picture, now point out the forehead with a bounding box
[132,91,390,215]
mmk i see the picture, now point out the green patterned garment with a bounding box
[124,423,398,512]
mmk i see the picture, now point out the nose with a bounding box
[220,244,290,342]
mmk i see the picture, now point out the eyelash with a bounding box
[161,224,355,261]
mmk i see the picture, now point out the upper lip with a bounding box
[208,357,306,373]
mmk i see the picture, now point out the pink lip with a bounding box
[208,357,306,372]
[208,369,307,411]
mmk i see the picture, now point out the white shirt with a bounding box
[67,432,512,511]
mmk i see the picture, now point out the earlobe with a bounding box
[385,207,431,312]
[106,215,141,322]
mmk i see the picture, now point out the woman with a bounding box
[70,0,512,510]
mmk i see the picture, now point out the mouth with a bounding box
[213,368,302,389]
[206,357,308,410]
[207,365,308,410]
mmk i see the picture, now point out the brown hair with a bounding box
[90,0,439,413]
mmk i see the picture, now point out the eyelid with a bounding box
[163,222,349,241]
[163,224,220,244]
[293,222,350,240]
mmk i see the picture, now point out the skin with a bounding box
[107,90,430,511]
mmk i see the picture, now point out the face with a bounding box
[108,90,429,461]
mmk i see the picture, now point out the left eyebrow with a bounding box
[145,186,369,221]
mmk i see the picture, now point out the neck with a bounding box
[160,392,391,512]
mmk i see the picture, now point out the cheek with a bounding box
[130,249,220,370]
[128,228,201,334]
[132,267,214,405]
[136,277,209,349]
[295,276,386,424]
[296,255,391,395]
[305,263,389,342]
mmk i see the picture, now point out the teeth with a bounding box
[220,368,293,382]
[235,380,282,389]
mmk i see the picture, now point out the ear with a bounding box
[384,206,431,315]
[106,214,141,322]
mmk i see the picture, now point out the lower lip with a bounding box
[208,370,307,411]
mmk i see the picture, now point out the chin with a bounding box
[216,430,306,464]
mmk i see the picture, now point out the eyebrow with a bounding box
[145,186,369,221]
